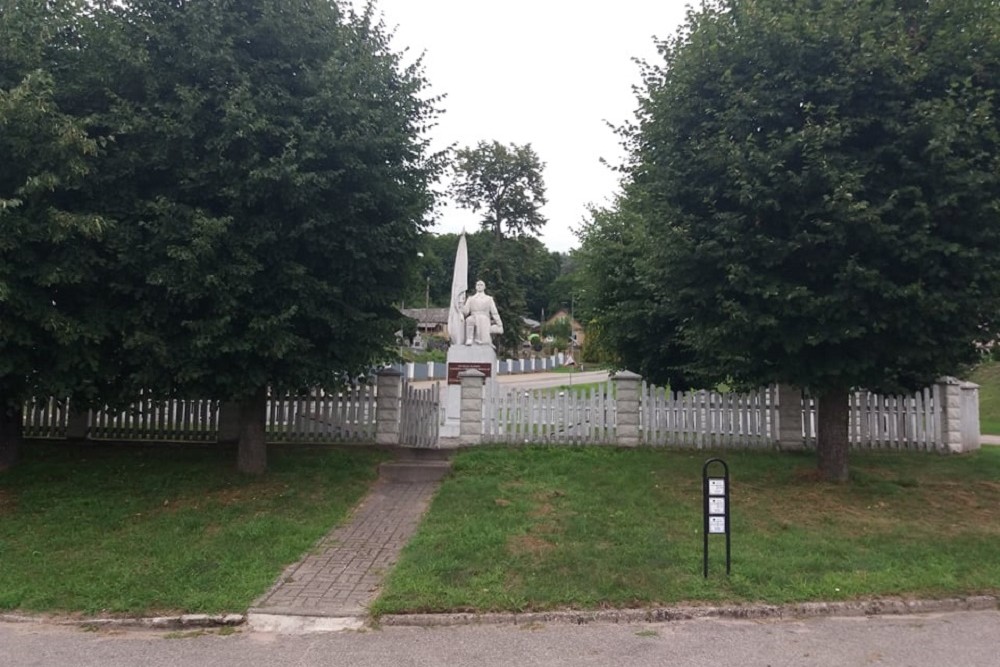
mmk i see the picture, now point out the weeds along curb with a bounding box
[2,596,997,632]
[376,596,1000,628]
[0,613,245,631]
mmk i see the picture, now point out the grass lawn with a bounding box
[969,360,1000,435]
[0,442,389,615]
[372,446,1000,615]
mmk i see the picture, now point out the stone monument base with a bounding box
[440,344,496,438]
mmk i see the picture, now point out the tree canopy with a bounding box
[451,140,547,240]
[1,0,441,472]
[582,0,1000,480]
[0,0,109,468]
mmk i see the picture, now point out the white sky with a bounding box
[353,0,691,253]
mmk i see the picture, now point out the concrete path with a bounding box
[247,473,440,633]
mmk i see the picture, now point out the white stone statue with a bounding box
[462,280,503,347]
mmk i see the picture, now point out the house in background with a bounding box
[401,308,546,351]
[544,309,585,350]
[399,307,449,350]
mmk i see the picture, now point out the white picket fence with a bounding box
[641,384,776,448]
[802,387,943,451]
[483,379,617,444]
[22,386,377,444]
[400,381,440,447]
[481,379,948,451]
[91,395,219,442]
[22,396,69,439]
[266,386,376,443]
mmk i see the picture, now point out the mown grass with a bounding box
[969,360,1000,435]
[371,446,1000,615]
[0,442,389,615]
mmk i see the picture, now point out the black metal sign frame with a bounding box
[703,458,731,577]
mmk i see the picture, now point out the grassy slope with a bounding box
[373,446,1000,615]
[969,360,1000,435]
[0,443,389,615]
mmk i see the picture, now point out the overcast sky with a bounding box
[352,0,691,253]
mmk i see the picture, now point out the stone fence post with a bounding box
[936,377,980,454]
[961,381,981,452]
[613,371,641,447]
[375,368,403,445]
[776,384,804,451]
[459,369,485,446]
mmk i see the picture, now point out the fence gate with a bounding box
[400,380,439,447]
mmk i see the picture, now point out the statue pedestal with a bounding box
[440,344,496,438]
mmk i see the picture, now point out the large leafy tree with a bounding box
[449,141,550,352]
[576,202,700,387]
[71,0,441,473]
[451,140,547,240]
[0,1,107,469]
[621,0,1000,481]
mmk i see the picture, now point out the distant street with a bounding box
[3,610,1000,667]
[412,369,610,391]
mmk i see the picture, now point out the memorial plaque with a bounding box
[708,478,725,496]
[447,361,493,385]
[709,497,725,515]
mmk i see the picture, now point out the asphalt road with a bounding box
[412,369,611,391]
[4,610,1000,667]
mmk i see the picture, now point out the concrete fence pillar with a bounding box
[375,368,404,445]
[459,369,485,446]
[613,370,642,447]
[936,376,980,454]
[960,381,981,452]
[776,384,805,451]
[218,401,241,443]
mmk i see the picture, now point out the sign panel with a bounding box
[709,516,726,534]
[708,478,726,496]
[447,362,493,385]
[709,497,726,515]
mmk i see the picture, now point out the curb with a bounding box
[376,595,1000,628]
[3,596,996,633]
[0,612,245,631]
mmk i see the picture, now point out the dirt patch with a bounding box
[494,498,512,507]
[0,489,15,515]
[530,503,554,518]
[507,534,555,557]
[146,482,290,514]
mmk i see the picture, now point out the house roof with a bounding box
[401,307,450,326]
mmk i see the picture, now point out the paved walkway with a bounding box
[248,476,439,630]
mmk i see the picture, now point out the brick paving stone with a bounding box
[250,478,439,618]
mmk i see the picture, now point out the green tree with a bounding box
[451,140,547,240]
[0,1,107,468]
[576,202,699,389]
[75,0,440,473]
[622,0,1000,481]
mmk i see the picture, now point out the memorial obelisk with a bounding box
[441,232,499,437]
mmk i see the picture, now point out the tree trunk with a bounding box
[816,387,850,483]
[0,402,23,471]
[236,387,268,475]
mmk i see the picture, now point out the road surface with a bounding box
[3,610,999,666]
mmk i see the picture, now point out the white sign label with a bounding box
[708,479,725,496]
[709,497,726,515]
[709,516,726,534]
